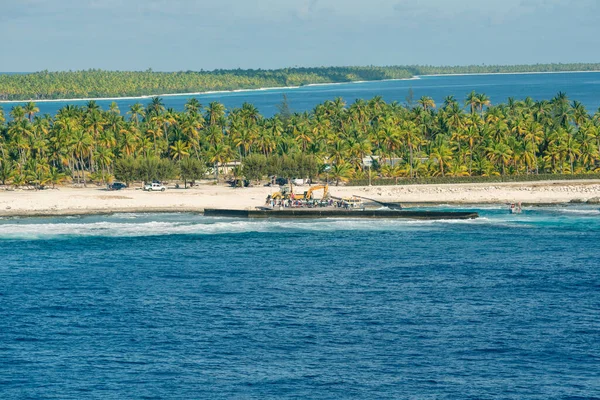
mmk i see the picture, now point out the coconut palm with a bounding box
[429,142,453,176]
[170,140,191,160]
[24,102,40,122]
[418,96,436,111]
[486,142,513,175]
[330,162,353,186]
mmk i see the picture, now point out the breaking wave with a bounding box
[0,215,498,240]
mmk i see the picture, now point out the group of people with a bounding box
[509,202,523,214]
[265,195,335,209]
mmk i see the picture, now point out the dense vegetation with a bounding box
[0,67,412,101]
[406,63,600,76]
[1,90,600,188]
[2,63,600,101]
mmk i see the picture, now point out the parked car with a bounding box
[143,182,166,192]
[274,177,288,186]
[227,179,250,188]
[108,182,127,191]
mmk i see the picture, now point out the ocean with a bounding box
[1,206,599,399]
[2,72,600,117]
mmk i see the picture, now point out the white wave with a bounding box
[550,208,600,215]
[0,216,501,239]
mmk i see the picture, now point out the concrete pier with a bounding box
[204,208,479,220]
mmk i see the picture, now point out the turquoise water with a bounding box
[1,207,599,398]
[3,72,600,117]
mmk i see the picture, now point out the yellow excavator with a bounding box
[270,184,329,201]
[304,185,329,200]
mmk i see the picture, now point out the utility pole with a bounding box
[363,156,373,186]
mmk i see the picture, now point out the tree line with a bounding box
[0,67,412,101]
[406,63,600,76]
[2,63,600,101]
[0,90,599,188]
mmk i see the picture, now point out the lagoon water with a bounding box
[1,207,599,398]
[3,72,600,117]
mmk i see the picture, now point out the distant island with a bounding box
[2,63,600,101]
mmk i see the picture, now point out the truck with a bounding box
[143,182,166,192]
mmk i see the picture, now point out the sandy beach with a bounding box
[0,180,599,217]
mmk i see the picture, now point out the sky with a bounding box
[1,0,599,72]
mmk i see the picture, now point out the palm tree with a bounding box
[465,91,478,114]
[417,96,436,111]
[476,93,491,116]
[24,102,40,122]
[10,106,26,122]
[429,142,453,176]
[207,143,235,181]
[330,162,353,186]
[206,102,226,127]
[108,102,120,115]
[128,103,145,125]
[48,166,69,188]
[169,140,191,160]
[0,160,13,185]
[70,129,93,185]
[563,135,581,173]
[184,98,202,116]
[486,142,513,175]
[146,97,165,117]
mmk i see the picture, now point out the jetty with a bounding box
[204,208,479,220]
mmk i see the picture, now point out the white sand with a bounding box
[0,180,599,217]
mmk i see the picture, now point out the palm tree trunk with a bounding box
[409,145,413,179]
[79,157,87,187]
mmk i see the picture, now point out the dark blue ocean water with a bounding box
[1,207,599,399]
[2,72,600,117]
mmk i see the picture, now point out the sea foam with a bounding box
[0,216,496,240]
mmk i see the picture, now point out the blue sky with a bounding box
[1,0,599,71]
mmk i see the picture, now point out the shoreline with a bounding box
[0,77,418,105]
[421,70,600,78]
[0,202,591,219]
[0,180,599,218]
[3,69,598,104]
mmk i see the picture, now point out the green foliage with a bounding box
[114,156,137,185]
[1,89,600,189]
[262,154,319,181]
[241,154,267,182]
[407,63,600,76]
[0,67,413,101]
[349,173,600,186]
[294,153,319,180]
[179,157,205,187]
[276,94,293,122]
[136,156,160,184]
[266,155,283,177]
[2,64,600,101]
[136,156,177,183]
[0,160,12,185]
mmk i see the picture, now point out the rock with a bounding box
[586,197,600,204]
[569,198,585,204]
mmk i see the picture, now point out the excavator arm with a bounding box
[305,184,329,199]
